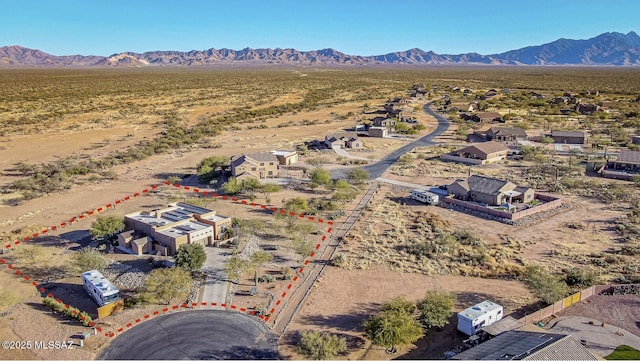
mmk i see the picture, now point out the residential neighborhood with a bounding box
[2,62,640,361]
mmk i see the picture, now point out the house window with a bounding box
[268,171,273,175]
[269,162,274,165]
[260,162,264,166]
[251,167,256,171]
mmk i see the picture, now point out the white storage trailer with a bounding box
[82,270,121,307]
[457,300,504,336]
[411,189,440,205]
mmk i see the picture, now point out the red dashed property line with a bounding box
[0,181,336,339]
[96,183,336,338]
[1,184,162,252]
[0,184,164,331]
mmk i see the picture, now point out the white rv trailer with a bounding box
[457,300,504,336]
[411,189,440,205]
[82,270,120,307]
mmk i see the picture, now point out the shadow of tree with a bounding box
[192,345,279,360]
[297,302,381,332]
[38,281,99,318]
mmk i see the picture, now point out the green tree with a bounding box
[71,247,108,273]
[309,168,333,187]
[261,183,282,201]
[524,265,570,304]
[291,236,314,261]
[383,296,417,314]
[279,197,310,228]
[298,331,347,360]
[225,256,249,283]
[347,169,370,185]
[249,250,273,269]
[363,296,424,354]
[90,215,125,239]
[197,156,227,183]
[242,178,263,198]
[417,290,455,329]
[222,177,243,195]
[174,243,207,272]
[140,267,195,305]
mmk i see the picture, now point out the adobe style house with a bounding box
[447,175,534,206]
[485,127,528,142]
[324,133,363,149]
[230,152,279,180]
[368,126,388,138]
[601,150,640,180]
[120,202,233,256]
[440,142,509,165]
[550,130,586,144]
[271,150,298,165]
[461,112,504,123]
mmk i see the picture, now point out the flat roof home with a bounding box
[447,175,535,206]
[440,142,509,165]
[271,150,298,166]
[368,126,388,138]
[230,152,279,180]
[121,202,233,256]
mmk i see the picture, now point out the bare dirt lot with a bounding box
[279,266,535,360]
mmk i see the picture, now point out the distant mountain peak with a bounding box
[1,31,639,67]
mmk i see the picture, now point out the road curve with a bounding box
[97,310,278,360]
[330,101,451,180]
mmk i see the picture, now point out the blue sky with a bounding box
[1,0,638,56]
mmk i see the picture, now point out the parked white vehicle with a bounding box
[457,300,503,336]
[82,270,120,307]
[411,189,440,205]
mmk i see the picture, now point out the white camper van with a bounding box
[457,300,503,336]
[411,189,440,205]
[82,270,120,307]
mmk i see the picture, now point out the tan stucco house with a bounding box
[230,152,279,180]
[121,202,233,256]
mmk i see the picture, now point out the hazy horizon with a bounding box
[1,0,638,57]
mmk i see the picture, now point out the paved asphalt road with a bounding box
[331,102,451,180]
[98,310,278,360]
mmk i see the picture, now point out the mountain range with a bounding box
[1,31,639,67]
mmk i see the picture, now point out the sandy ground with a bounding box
[279,265,535,360]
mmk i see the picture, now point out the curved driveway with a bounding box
[331,102,451,180]
[98,310,278,360]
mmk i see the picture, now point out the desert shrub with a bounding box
[298,331,347,360]
[258,274,276,283]
[42,297,93,326]
[523,265,570,304]
[564,267,599,287]
[331,253,347,268]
